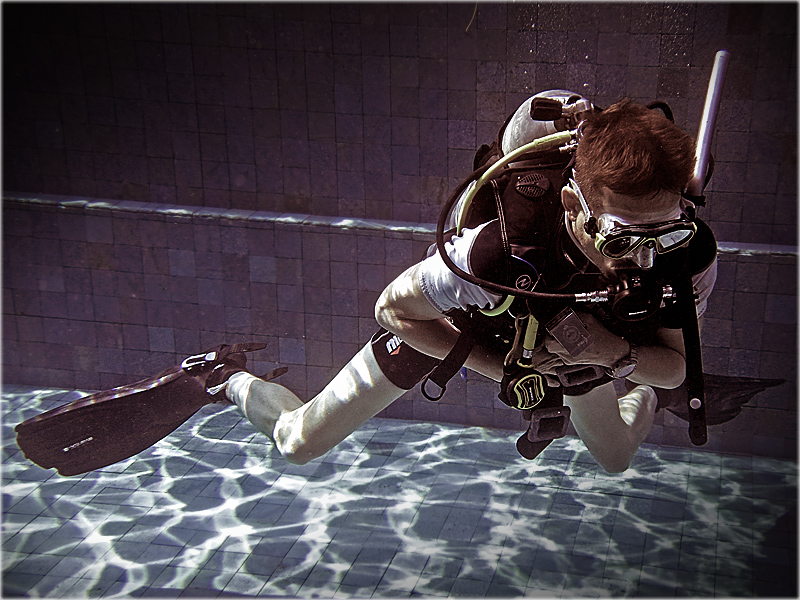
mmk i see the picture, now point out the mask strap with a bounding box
[569,178,597,236]
[680,196,697,221]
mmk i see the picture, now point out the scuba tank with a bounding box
[501,89,594,156]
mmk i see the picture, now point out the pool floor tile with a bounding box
[2,385,797,598]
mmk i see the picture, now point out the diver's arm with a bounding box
[624,326,686,389]
[561,324,687,473]
[545,313,687,389]
[375,263,505,382]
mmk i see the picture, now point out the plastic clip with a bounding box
[421,374,446,401]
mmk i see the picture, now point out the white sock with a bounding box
[618,385,657,427]
[226,371,258,408]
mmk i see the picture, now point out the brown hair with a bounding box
[575,99,695,208]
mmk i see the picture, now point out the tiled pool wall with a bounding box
[2,3,797,248]
[2,195,796,460]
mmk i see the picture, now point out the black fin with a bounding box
[14,342,275,476]
[14,367,216,476]
[650,374,786,426]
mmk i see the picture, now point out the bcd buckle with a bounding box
[553,364,607,387]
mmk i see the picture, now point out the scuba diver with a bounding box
[373,93,718,472]
[16,91,723,477]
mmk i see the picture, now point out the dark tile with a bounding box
[598,33,629,65]
[764,294,796,324]
[732,291,767,323]
[657,67,688,97]
[767,262,798,296]
[761,322,797,354]
[735,261,770,293]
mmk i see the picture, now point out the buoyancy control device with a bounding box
[424,51,730,459]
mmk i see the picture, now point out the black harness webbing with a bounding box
[676,274,708,445]
[422,309,571,461]
[421,325,477,401]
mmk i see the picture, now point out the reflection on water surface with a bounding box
[3,385,796,597]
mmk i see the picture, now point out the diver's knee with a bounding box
[593,447,635,474]
[600,458,631,474]
[276,434,320,465]
[282,448,314,466]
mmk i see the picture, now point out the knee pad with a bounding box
[370,328,440,390]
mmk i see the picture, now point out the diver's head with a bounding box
[560,99,696,278]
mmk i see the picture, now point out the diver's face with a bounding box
[561,184,683,278]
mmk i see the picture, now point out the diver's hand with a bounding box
[528,346,567,386]
[544,311,629,368]
[530,346,566,373]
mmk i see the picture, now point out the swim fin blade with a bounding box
[14,366,217,477]
[14,343,282,477]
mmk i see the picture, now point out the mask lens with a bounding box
[602,235,642,258]
[657,229,693,252]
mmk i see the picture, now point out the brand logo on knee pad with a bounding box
[386,335,403,355]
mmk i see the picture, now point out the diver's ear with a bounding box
[561,186,581,222]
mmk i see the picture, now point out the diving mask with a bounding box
[568,178,696,259]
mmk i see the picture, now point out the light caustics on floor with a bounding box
[2,385,797,598]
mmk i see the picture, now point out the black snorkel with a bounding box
[679,50,730,445]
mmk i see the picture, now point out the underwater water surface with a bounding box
[2,385,796,598]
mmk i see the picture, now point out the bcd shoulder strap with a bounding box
[467,163,567,287]
[421,157,568,409]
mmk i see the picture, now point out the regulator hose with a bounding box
[435,132,583,303]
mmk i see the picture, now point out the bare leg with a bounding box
[226,342,405,465]
[564,381,657,473]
